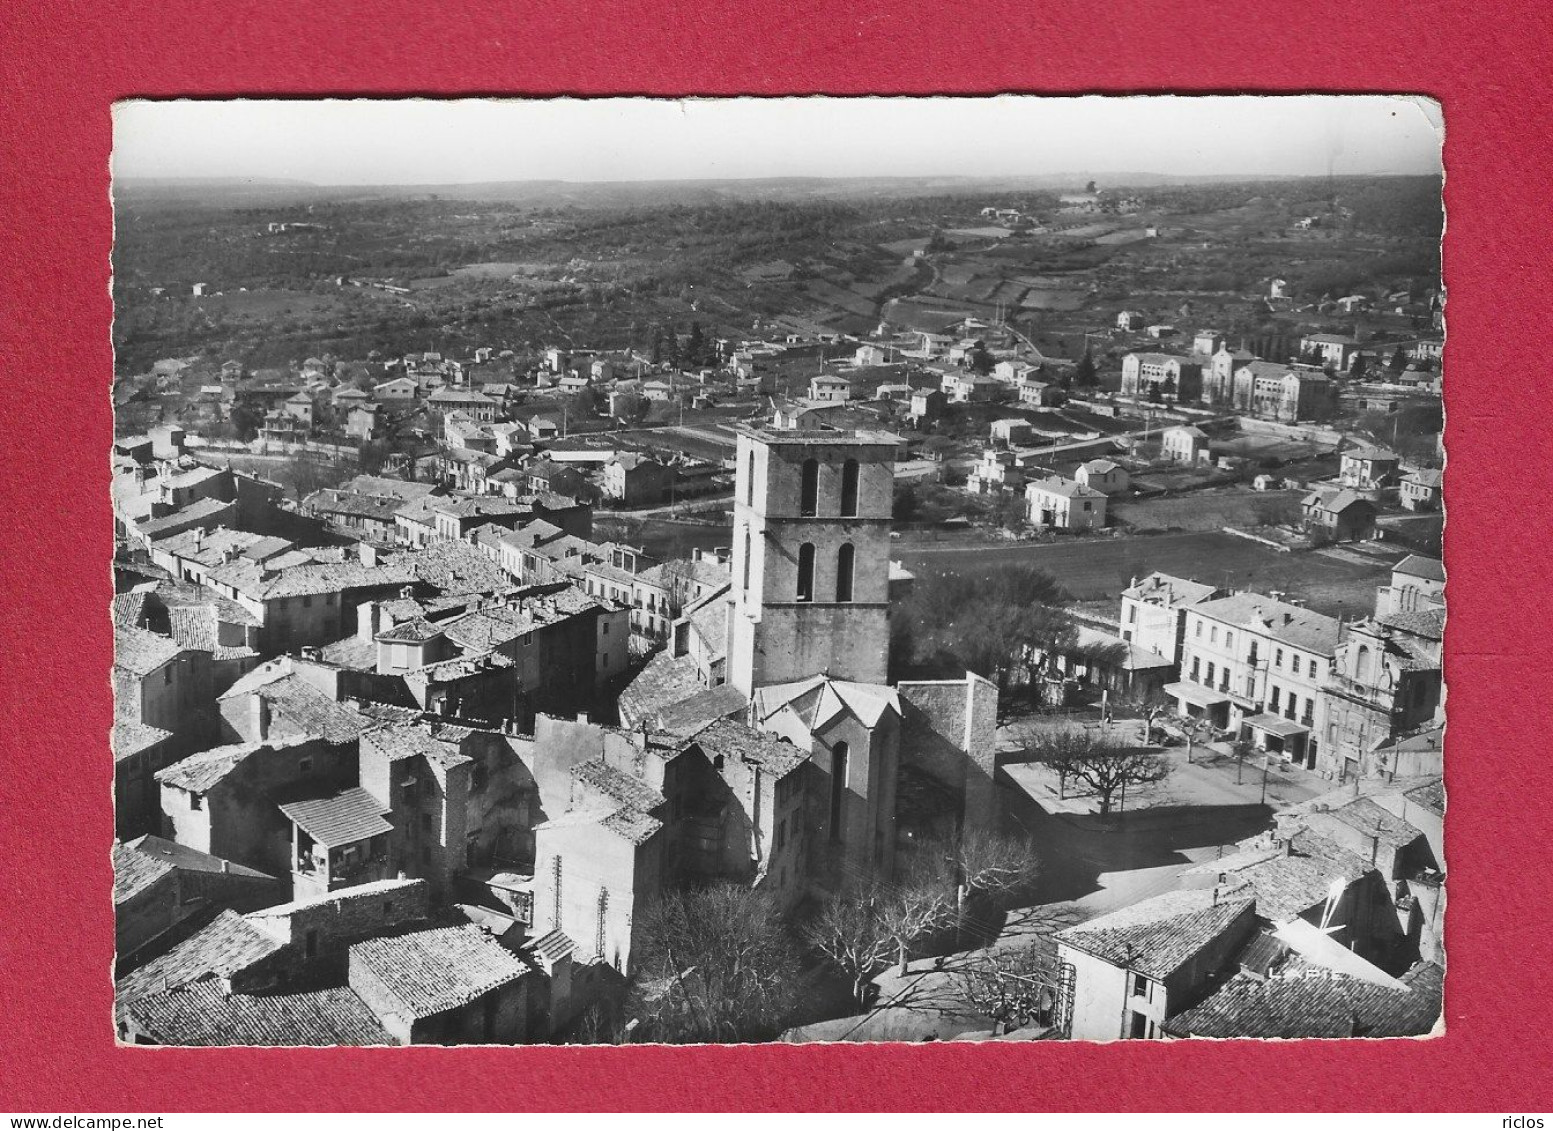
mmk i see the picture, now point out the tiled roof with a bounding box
[112,720,173,762]
[1344,444,1401,461]
[1302,488,1374,514]
[1026,475,1106,500]
[349,924,531,1019]
[360,724,472,771]
[386,540,511,596]
[1188,850,1363,923]
[1193,592,1342,656]
[1397,775,1444,817]
[206,555,418,602]
[118,910,284,1003]
[122,834,275,885]
[114,625,185,677]
[1377,608,1445,641]
[600,807,665,846]
[113,839,176,904]
[340,475,439,503]
[527,929,577,964]
[377,617,444,644]
[237,672,375,745]
[1239,360,1295,379]
[276,786,393,848]
[122,977,393,1046]
[1394,554,1445,583]
[571,758,667,812]
[618,651,704,730]
[137,497,234,540]
[1321,796,1426,849]
[304,489,404,524]
[1123,572,1220,607]
[1402,468,1443,488]
[112,590,151,629]
[156,737,307,793]
[653,684,750,737]
[1165,962,1442,1039]
[1056,886,1256,980]
[685,718,809,779]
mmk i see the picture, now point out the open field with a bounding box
[1112,488,1304,532]
[897,530,1398,618]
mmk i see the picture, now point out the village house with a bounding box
[524,459,588,499]
[966,449,1023,495]
[373,377,418,403]
[345,404,384,442]
[115,879,551,1046]
[989,418,1035,446]
[444,413,496,452]
[1339,445,1403,491]
[527,415,561,441]
[1025,476,1107,532]
[602,453,674,505]
[1074,459,1130,495]
[1017,379,1064,407]
[907,388,948,424]
[1119,573,1227,666]
[1167,590,1342,767]
[942,371,1005,404]
[113,835,283,962]
[259,411,308,446]
[1057,885,1259,1041]
[428,387,498,423]
[1399,467,1443,511]
[808,374,852,403]
[1302,489,1378,542]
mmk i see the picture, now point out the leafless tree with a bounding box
[947,827,1043,904]
[958,942,1063,1035]
[1035,728,1173,817]
[804,891,899,1006]
[1118,687,1173,745]
[628,883,801,1043]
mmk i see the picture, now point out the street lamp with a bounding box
[1260,752,1271,806]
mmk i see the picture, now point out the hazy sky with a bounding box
[113,96,1442,185]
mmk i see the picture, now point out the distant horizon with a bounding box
[112,96,1443,187]
[115,168,1439,191]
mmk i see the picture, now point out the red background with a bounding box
[2,0,1549,1111]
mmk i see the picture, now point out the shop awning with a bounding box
[1241,713,1311,739]
[1163,682,1230,709]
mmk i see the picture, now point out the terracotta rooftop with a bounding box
[276,786,393,848]
[1056,886,1256,981]
[1165,962,1442,1039]
[121,977,393,1047]
[684,718,810,780]
[348,924,530,1020]
[1193,592,1342,656]
[118,910,284,1004]
[114,625,188,677]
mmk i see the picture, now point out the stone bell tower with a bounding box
[726,427,898,697]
